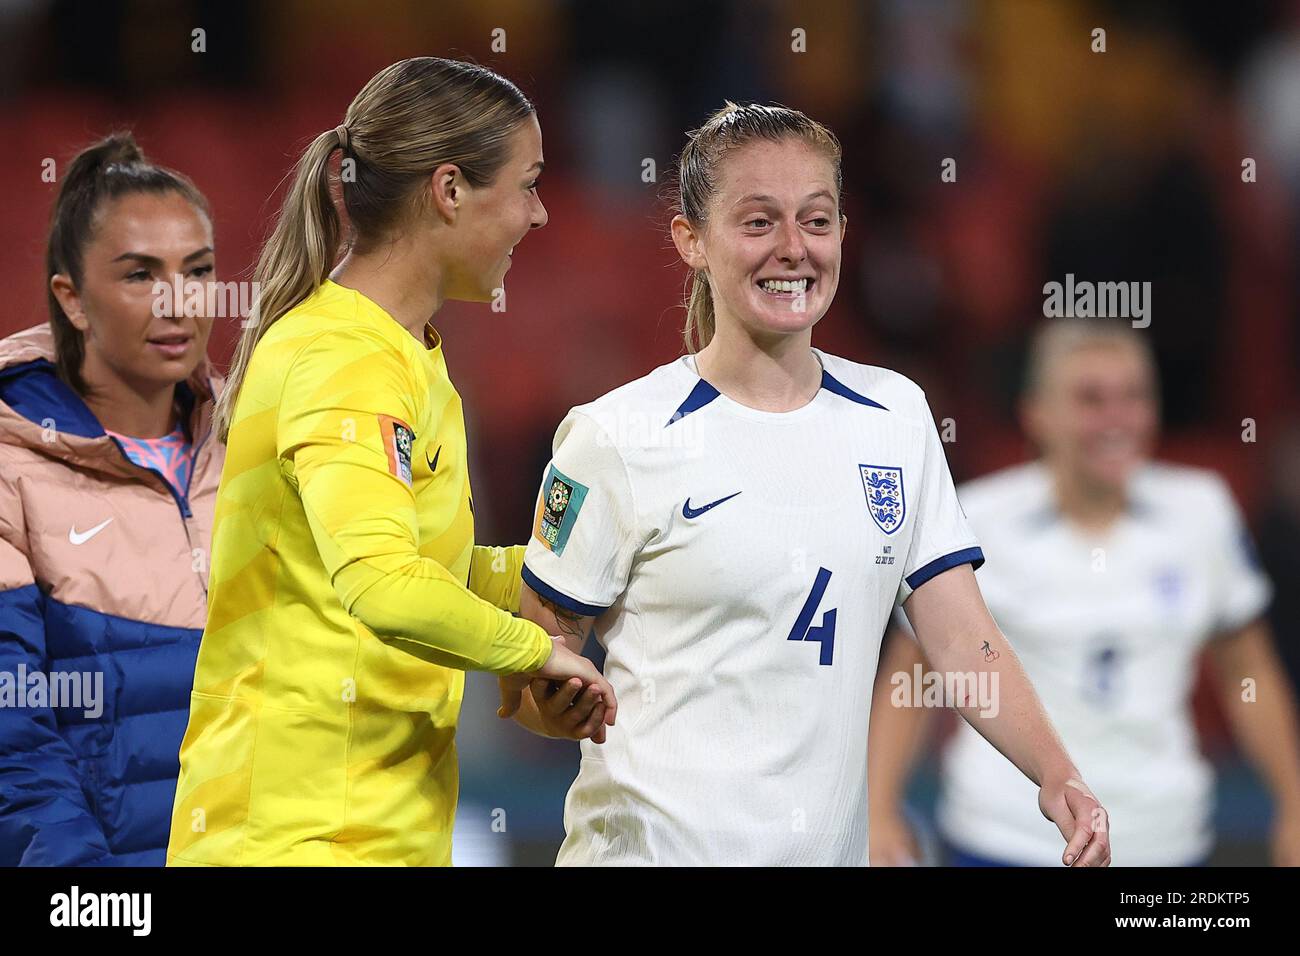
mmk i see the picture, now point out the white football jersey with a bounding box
[523,348,982,865]
[936,461,1272,866]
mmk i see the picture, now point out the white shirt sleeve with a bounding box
[1204,476,1272,633]
[895,396,983,605]
[522,409,639,616]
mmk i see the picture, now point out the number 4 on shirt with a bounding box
[788,567,836,665]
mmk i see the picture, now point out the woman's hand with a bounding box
[1038,776,1111,866]
[497,637,617,740]
[869,809,920,866]
[525,677,611,743]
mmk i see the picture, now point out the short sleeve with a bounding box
[896,397,984,605]
[1205,477,1272,633]
[522,410,639,616]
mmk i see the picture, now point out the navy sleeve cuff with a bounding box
[521,564,610,617]
[904,546,985,593]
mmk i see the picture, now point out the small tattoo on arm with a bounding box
[540,597,585,639]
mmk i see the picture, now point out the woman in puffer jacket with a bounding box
[0,132,224,865]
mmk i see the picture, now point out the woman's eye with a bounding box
[125,270,150,281]
[527,181,539,192]
[189,264,214,278]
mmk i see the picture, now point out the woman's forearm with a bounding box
[906,564,1080,788]
[1212,620,1300,810]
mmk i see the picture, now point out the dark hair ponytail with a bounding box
[45,131,210,395]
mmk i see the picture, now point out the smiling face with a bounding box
[1024,341,1159,492]
[442,113,548,302]
[50,190,215,395]
[673,137,844,343]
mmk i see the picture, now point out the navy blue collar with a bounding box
[0,358,199,439]
[667,360,887,427]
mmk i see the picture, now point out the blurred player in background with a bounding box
[167,57,613,867]
[503,103,1109,867]
[869,320,1300,866]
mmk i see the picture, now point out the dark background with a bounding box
[2,0,1297,864]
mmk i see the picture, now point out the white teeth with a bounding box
[760,278,808,293]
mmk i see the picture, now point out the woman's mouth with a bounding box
[757,277,814,297]
[148,335,192,359]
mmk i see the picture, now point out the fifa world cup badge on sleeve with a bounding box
[378,414,415,486]
[533,465,589,556]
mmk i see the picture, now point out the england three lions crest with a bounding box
[860,465,906,534]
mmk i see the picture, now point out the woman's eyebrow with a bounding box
[110,247,213,267]
[731,189,835,208]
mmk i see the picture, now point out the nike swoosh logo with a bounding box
[427,444,441,472]
[69,518,113,545]
[682,491,742,519]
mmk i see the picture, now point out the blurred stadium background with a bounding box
[1,0,1297,864]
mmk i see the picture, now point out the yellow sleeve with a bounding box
[277,327,552,675]
[468,544,527,613]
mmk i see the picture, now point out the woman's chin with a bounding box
[740,292,824,332]
[1082,460,1140,494]
[448,279,503,305]
[747,310,823,339]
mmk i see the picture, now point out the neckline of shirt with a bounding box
[322,278,443,354]
[105,422,188,444]
[680,348,831,424]
[1020,459,1156,537]
[102,395,189,443]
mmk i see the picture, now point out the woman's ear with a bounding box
[50,274,87,331]
[428,163,463,223]
[670,214,708,272]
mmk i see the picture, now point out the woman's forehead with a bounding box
[714,140,837,201]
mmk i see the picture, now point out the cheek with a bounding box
[195,314,216,342]
[84,282,151,336]
[812,243,841,277]
[718,246,762,286]
[1133,406,1159,437]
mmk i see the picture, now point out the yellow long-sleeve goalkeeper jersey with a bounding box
[167,279,551,866]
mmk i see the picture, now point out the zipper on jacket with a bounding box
[105,434,208,597]
[99,378,215,592]
[182,420,212,511]
[106,434,193,517]
[185,426,212,598]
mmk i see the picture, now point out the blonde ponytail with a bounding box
[683,271,715,354]
[214,57,536,444]
[213,129,340,443]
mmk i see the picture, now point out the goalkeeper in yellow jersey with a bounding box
[167,58,614,866]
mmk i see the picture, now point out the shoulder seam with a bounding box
[274,316,422,428]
